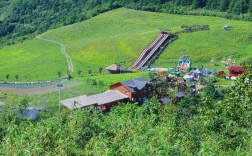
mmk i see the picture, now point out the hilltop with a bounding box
[0,8,252,81]
[1,0,252,44]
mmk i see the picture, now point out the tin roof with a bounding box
[61,95,96,109]
[89,90,128,106]
[106,64,119,71]
[176,92,185,98]
[120,77,151,93]
[160,97,171,104]
[61,90,128,109]
[229,66,244,72]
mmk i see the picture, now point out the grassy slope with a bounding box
[155,25,252,70]
[0,39,67,81]
[41,8,252,73]
[0,8,252,81]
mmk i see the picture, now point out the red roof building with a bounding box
[110,77,153,104]
[61,77,153,110]
[229,66,244,77]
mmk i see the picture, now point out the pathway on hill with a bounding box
[37,36,74,74]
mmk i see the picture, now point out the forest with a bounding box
[0,65,251,155]
[1,0,252,47]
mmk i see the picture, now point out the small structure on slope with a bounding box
[106,63,131,74]
[106,64,120,74]
[229,66,244,77]
[223,25,233,30]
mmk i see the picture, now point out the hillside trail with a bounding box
[37,36,73,74]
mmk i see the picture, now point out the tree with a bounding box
[67,74,73,80]
[219,0,229,11]
[99,67,103,74]
[57,71,61,79]
[249,0,252,13]
[15,74,19,81]
[192,0,207,9]
[77,70,82,76]
[5,74,10,81]
[88,69,92,75]
[18,96,30,118]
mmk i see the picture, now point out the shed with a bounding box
[176,92,185,98]
[229,66,244,77]
[106,64,120,74]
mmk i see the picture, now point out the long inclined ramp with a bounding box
[131,33,169,69]
[131,34,163,68]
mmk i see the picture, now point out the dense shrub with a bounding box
[0,66,251,155]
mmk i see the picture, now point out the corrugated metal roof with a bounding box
[89,90,128,106]
[176,92,185,98]
[61,90,128,109]
[121,77,151,93]
[61,95,97,109]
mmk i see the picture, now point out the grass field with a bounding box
[0,8,252,81]
[0,39,67,81]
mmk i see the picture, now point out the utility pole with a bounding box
[57,83,63,112]
[119,62,124,74]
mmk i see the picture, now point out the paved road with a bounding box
[37,36,74,74]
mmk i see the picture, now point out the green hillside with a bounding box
[0,39,67,81]
[41,8,252,71]
[0,8,252,81]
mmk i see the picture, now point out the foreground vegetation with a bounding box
[0,66,251,155]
